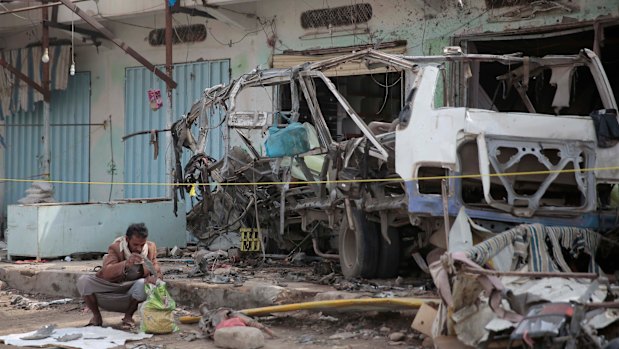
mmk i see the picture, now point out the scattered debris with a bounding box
[10,295,72,310]
[199,305,275,339]
[126,344,166,349]
[178,331,204,342]
[388,332,405,342]
[379,326,391,333]
[425,208,619,348]
[19,324,56,340]
[55,333,83,342]
[328,332,357,340]
[213,326,265,349]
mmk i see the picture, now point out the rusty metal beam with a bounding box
[0,58,50,100]
[57,0,177,88]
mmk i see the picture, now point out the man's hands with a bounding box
[126,253,143,267]
[125,253,158,284]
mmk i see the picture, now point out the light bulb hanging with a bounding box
[41,48,49,63]
[70,15,75,76]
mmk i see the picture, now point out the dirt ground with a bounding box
[0,288,427,349]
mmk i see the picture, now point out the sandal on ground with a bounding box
[84,321,102,327]
[119,320,137,331]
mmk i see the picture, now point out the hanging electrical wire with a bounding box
[70,14,75,76]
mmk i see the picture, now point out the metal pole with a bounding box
[42,2,51,180]
[165,0,174,197]
[441,179,450,248]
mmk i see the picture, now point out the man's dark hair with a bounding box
[126,223,149,239]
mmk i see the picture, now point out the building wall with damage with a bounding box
[254,0,618,56]
[0,0,617,212]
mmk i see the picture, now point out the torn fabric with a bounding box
[549,66,575,109]
[0,45,70,117]
[466,223,601,274]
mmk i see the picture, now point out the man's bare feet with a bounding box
[86,314,103,327]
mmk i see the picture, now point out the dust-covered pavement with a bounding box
[0,286,429,349]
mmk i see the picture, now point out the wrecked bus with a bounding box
[170,48,619,279]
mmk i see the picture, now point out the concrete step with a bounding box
[0,261,365,310]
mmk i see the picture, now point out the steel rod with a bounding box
[462,266,599,279]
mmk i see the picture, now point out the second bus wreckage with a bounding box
[126,48,619,348]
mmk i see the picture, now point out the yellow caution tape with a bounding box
[1,166,618,187]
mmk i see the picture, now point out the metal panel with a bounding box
[3,72,91,210]
[7,199,186,259]
[4,109,41,210]
[124,60,230,201]
[50,72,91,202]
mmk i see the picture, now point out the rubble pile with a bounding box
[418,208,619,348]
[9,295,72,310]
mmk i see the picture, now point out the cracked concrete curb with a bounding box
[0,263,349,309]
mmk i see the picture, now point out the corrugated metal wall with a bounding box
[4,72,91,208]
[124,60,230,200]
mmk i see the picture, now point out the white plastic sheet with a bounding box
[0,326,152,349]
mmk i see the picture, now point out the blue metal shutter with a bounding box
[124,60,230,200]
[4,72,91,209]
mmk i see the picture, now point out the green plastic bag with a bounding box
[139,282,179,334]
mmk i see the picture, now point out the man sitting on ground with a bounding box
[77,223,162,328]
